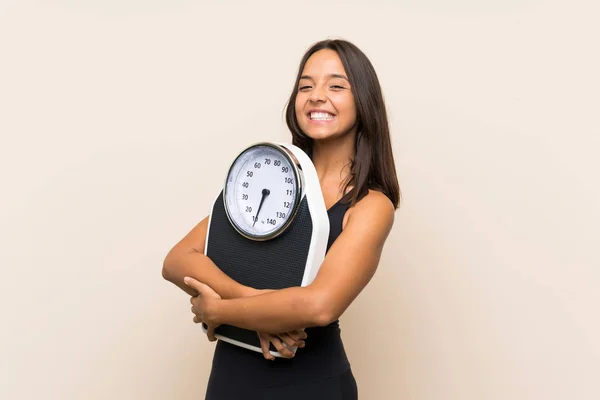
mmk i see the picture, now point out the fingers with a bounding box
[257,332,295,359]
[190,304,201,320]
[258,333,275,361]
[286,329,308,343]
[277,333,305,349]
[269,336,295,358]
[184,278,222,299]
[183,277,203,292]
[206,324,217,342]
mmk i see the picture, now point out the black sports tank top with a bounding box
[206,195,353,388]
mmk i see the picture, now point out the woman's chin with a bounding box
[304,129,355,143]
[301,127,335,139]
[305,132,335,141]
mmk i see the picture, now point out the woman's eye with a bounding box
[298,85,312,91]
[331,85,345,90]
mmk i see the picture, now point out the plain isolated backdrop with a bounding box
[1,1,599,399]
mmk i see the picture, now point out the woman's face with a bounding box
[295,49,357,141]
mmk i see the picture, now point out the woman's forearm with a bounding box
[213,286,329,333]
[162,250,255,299]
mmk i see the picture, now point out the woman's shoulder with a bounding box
[343,188,395,230]
[353,188,394,212]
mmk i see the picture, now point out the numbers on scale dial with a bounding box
[235,150,296,234]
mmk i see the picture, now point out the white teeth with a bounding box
[310,112,334,120]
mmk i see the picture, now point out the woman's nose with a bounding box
[309,86,326,103]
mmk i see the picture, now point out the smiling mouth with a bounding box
[309,111,335,121]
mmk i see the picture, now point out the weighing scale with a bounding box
[202,142,329,357]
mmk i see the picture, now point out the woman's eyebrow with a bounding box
[328,73,349,81]
[300,73,349,82]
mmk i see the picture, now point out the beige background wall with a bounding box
[1,1,598,399]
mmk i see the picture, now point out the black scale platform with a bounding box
[204,190,315,350]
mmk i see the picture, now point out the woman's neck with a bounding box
[311,133,356,195]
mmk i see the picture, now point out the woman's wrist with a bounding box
[211,297,226,327]
[236,286,275,298]
[236,285,259,298]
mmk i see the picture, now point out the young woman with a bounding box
[162,38,400,399]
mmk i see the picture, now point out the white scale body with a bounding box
[202,142,329,357]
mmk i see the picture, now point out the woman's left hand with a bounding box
[184,277,222,341]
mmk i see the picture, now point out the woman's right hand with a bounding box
[257,329,307,360]
[249,288,307,360]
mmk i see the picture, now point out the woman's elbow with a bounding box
[161,264,172,281]
[308,293,340,327]
[161,251,178,282]
[313,309,337,327]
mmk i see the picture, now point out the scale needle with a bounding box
[253,188,270,227]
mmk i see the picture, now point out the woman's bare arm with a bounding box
[198,191,395,333]
[162,216,256,299]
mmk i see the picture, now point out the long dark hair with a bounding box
[285,39,401,209]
